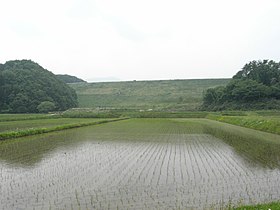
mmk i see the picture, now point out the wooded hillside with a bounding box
[202,60,280,110]
[0,60,78,113]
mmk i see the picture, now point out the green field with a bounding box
[1,110,280,141]
[0,118,108,133]
[0,113,59,122]
[70,79,230,110]
[0,116,127,140]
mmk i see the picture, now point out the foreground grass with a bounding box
[233,201,280,209]
[0,118,128,140]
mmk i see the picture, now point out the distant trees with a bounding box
[0,60,78,113]
[233,60,280,85]
[202,60,280,110]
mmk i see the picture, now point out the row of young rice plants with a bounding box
[0,118,115,133]
[0,118,127,140]
[1,118,280,209]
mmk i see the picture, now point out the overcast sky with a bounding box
[1,0,280,82]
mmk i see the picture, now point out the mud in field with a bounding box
[0,119,279,209]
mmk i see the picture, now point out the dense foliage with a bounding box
[0,60,78,113]
[56,74,86,83]
[202,60,280,110]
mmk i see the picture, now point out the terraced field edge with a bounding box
[207,114,280,135]
[0,118,128,141]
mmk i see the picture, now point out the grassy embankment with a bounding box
[207,111,280,135]
[70,79,230,111]
[0,117,127,140]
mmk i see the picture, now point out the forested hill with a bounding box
[0,60,78,113]
[56,74,86,83]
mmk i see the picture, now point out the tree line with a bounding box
[202,60,280,110]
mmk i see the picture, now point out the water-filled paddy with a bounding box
[0,119,279,209]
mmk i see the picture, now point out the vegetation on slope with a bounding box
[56,74,86,83]
[70,79,230,110]
[202,60,280,110]
[0,60,78,113]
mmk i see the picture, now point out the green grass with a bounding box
[0,113,60,122]
[0,118,111,132]
[233,201,280,209]
[207,113,280,135]
[70,79,230,110]
[62,108,280,135]
[0,118,128,140]
[62,108,209,118]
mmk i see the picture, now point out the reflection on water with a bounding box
[200,119,280,169]
[0,119,280,209]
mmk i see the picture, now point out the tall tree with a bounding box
[233,60,280,86]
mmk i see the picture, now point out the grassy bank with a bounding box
[0,118,128,140]
[62,108,208,118]
[70,79,230,110]
[207,113,280,135]
[0,118,109,133]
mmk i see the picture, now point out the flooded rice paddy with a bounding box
[0,119,280,209]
